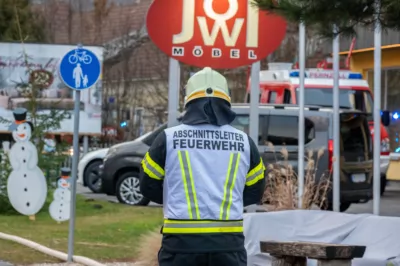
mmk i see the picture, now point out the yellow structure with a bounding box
[339,44,400,79]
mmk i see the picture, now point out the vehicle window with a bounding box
[341,115,369,154]
[231,115,265,144]
[246,93,262,103]
[307,116,329,132]
[268,91,277,103]
[142,124,167,146]
[295,88,373,115]
[267,115,315,146]
[283,89,292,103]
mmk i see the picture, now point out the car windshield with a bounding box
[296,88,373,120]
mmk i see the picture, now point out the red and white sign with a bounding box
[146,0,287,69]
[306,70,353,79]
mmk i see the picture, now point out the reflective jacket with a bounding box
[140,123,265,252]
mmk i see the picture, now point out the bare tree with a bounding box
[268,23,325,65]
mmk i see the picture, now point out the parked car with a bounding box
[101,125,166,205]
[101,104,374,212]
[77,148,109,193]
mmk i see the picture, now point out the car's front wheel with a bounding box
[84,160,103,194]
[116,171,150,206]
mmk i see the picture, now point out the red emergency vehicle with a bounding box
[244,67,391,157]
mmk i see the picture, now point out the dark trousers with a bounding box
[158,247,247,266]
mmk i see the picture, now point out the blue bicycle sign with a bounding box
[68,49,93,64]
[60,47,101,90]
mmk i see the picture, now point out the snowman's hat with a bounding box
[61,167,71,179]
[9,108,34,131]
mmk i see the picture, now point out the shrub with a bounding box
[263,142,331,211]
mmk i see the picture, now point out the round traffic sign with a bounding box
[59,48,101,90]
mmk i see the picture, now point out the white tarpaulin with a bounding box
[244,210,400,266]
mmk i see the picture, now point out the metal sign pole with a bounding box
[167,58,180,128]
[297,23,306,208]
[67,89,81,262]
[332,27,341,212]
[249,62,260,146]
[58,44,101,262]
[373,0,382,215]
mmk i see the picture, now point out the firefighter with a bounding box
[140,67,265,266]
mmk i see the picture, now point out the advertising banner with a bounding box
[0,43,103,134]
[146,0,287,69]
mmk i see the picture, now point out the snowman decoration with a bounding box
[49,168,71,222]
[4,108,48,219]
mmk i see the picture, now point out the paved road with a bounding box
[346,181,400,217]
[77,182,400,216]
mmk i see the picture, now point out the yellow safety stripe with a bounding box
[246,159,265,186]
[220,153,241,220]
[163,219,243,234]
[178,150,200,219]
[141,152,165,180]
[187,90,231,103]
[145,152,165,175]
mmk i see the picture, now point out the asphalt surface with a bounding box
[77,182,400,217]
[346,181,400,217]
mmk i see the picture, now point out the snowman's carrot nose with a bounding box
[18,133,25,138]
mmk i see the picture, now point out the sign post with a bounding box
[59,45,101,262]
[167,58,181,127]
[249,62,260,145]
[297,23,306,208]
[146,0,287,127]
[373,0,382,215]
[332,27,341,212]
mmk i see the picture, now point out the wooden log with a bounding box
[317,260,351,266]
[260,241,366,260]
[271,255,306,266]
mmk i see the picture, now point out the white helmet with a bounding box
[184,67,231,107]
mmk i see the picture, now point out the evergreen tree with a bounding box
[0,0,45,42]
[0,55,70,214]
[0,1,67,215]
[254,0,400,38]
